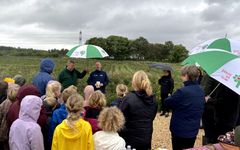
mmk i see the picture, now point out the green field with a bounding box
[0,56,183,105]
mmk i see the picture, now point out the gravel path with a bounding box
[152,113,204,150]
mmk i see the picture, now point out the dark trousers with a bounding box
[202,101,217,144]
[160,93,169,113]
[172,135,196,150]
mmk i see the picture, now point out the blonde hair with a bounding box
[88,91,106,108]
[7,84,20,102]
[44,97,57,108]
[116,84,128,97]
[181,65,199,81]
[98,107,125,132]
[62,85,78,103]
[66,94,84,128]
[132,70,152,96]
[46,81,62,98]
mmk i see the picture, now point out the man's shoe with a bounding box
[165,113,169,117]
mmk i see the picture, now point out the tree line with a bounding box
[0,36,188,63]
[86,36,188,62]
[0,46,68,57]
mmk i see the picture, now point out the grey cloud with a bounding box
[0,0,240,50]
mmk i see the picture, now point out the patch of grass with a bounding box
[0,56,183,105]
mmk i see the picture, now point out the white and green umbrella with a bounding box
[190,38,240,56]
[182,49,240,95]
[66,45,109,58]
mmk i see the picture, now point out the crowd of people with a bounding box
[0,58,240,150]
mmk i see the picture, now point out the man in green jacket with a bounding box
[58,60,88,89]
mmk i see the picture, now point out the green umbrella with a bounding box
[190,38,240,56]
[182,49,240,95]
[66,45,109,58]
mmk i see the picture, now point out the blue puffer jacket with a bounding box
[32,58,55,96]
[165,80,205,138]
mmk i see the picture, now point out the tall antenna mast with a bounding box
[79,31,82,45]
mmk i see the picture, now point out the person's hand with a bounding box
[205,96,210,102]
[95,81,101,88]
[100,83,103,87]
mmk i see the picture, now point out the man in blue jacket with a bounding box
[33,58,55,96]
[165,65,205,150]
[87,62,109,93]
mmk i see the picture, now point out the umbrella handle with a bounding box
[208,83,221,97]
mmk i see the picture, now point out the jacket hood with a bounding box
[19,95,42,122]
[58,119,86,140]
[16,84,40,103]
[134,91,156,105]
[40,58,55,73]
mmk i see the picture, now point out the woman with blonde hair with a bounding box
[94,107,126,150]
[52,94,94,150]
[111,84,128,107]
[84,91,106,134]
[119,70,158,150]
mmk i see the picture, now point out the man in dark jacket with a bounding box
[58,59,87,89]
[165,65,205,150]
[87,62,109,93]
[202,74,240,144]
[32,58,55,96]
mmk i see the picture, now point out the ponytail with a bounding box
[66,94,84,129]
[141,79,152,96]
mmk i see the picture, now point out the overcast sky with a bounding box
[0,0,240,50]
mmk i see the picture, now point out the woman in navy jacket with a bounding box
[165,65,205,150]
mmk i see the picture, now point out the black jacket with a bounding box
[158,75,174,95]
[202,75,240,136]
[119,91,158,148]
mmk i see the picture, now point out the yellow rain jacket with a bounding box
[52,118,94,150]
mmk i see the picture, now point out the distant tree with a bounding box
[168,44,188,63]
[86,37,108,50]
[106,35,130,59]
[129,37,149,60]
[161,41,174,61]
[147,43,166,61]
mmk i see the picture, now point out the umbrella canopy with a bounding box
[182,49,240,95]
[149,63,173,71]
[66,45,109,58]
[190,38,240,56]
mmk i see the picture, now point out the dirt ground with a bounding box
[152,113,204,150]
